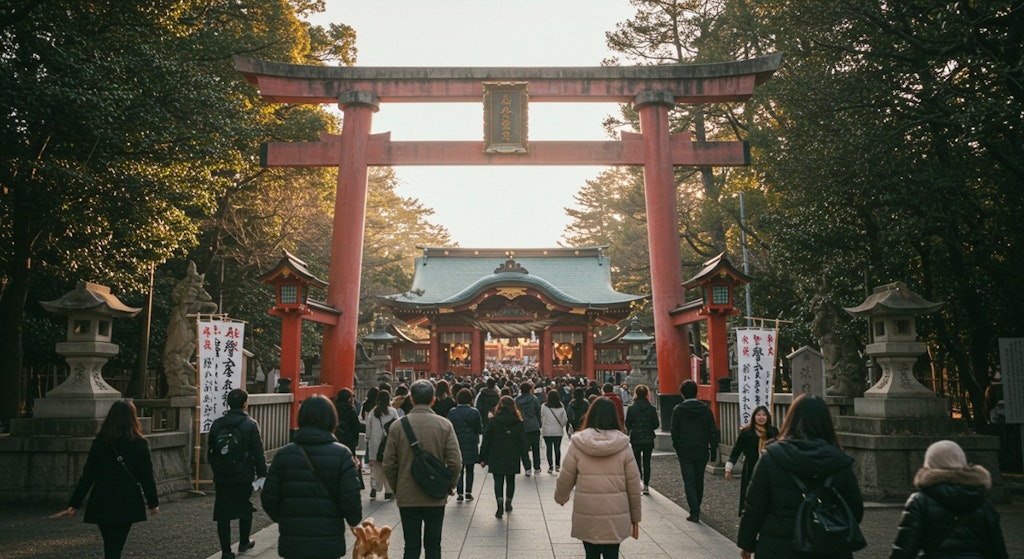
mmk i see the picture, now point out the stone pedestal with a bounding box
[33,341,122,419]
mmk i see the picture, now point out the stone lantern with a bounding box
[363,316,398,374]
[844,281,945,418]
[35,282,141,419]
[621,316,654,376]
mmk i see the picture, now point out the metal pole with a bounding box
[137,264,154,398]
[740,191,753,326]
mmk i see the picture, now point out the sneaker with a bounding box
[642,486,650,495]
[555,466,560,472]
[465,493,474,501]
[535,469,542,475]
[547,467,553,473]
[524,469,531,477]
[456,494,464,502]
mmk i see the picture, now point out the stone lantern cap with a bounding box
[620,316,655,345]
[40,281,141,317]
[844,281,943,318]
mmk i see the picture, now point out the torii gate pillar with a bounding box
[635,91,692,413]
[322,91,379,389]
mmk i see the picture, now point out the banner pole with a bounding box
[192,314,205,495]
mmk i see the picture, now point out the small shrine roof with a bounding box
[259,249,328,289]
[682,252,751,288]
[40,281,141,317]
[381,246,644,309]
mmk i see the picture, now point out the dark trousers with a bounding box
[677,457,707,515]
[398,505,445,559]
[583,541,620,559]
[632,445,653,485]
[217,517,253,552]
[544,435,563,468]
[493,473,516,501]
[98,523,132,559]
[457,462,475,495]
[523,430,541,470]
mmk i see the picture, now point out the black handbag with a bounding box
[399,417,454,499]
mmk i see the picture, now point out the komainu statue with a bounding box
[811,292,866,398]
[162,262,218,397]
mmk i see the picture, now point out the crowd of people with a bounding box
[63,370,1008,559]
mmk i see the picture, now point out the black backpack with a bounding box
[375,417,396,462]
[789,471,866,553]
[211,419,248,475]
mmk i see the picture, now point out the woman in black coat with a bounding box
[333,387,364,455]
[737,394,864,559]
[262,395,363,559]
[726,405,779,516]
[624,384,660,495]
[479,395,530,518]
[66,399,159,559]
[890,439,1007,559]
[447,388,482,501]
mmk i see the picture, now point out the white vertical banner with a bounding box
[199,318,246,433]
[998,338,1024,424]
[736,327,777,427]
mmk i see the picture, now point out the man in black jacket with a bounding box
[208,389,268,559]
[670,380,719,523]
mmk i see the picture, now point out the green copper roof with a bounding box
[382,247,644,308]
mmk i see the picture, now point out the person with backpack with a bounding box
[737,393,865,559]
[670,379,718,523]
[447,388,483,502]
[474,376,501,433]
[207,389,267,559]
[889,439,1007,559]
[624,384,659,495]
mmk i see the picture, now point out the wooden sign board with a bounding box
[483,82,528,153]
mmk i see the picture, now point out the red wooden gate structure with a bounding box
[235,54,780,423]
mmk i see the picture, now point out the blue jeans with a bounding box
[677,457,706,515]
[398,506,445,559]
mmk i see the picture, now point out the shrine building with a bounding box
[376,246,646,380]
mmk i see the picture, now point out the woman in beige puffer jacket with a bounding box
[554,397,642,559]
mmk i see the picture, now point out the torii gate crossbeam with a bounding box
[235,54,781,412]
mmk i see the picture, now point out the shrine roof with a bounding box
[381,247,644,309]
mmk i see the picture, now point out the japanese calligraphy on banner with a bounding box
[199,319,245,433]
[736,327,777,427]
[998,338,1024,424]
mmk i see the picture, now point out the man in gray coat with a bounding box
[383,380,462,559]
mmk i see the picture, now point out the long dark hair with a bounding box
[373,390,392,418]
[544,389,563,408]
[777,394,839,447]
[581,397,623,432]
[98,399,144,445]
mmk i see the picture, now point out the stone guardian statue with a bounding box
[162,262,218,397]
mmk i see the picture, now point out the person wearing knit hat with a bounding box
[890,440,1007,559]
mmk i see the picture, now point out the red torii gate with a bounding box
[235,55,780,413]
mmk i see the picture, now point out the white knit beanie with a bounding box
[923,440,969,470]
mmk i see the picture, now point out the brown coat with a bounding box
[554,428,642,544]
[382,405,462,507]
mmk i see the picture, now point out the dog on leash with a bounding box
[352,518,391,559]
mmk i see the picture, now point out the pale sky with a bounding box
[306,1,637,248]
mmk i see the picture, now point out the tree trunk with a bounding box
[0,264,28,429]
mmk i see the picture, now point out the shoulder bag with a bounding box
[399,417,454,499]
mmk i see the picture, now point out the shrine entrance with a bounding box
[235,54,780,417]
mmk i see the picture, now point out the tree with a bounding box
[0,0,353,424]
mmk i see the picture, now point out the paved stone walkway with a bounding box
[210,459,736,559]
